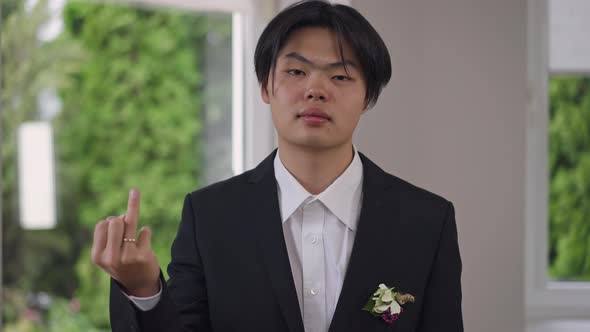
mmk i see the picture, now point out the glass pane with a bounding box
[202,16,234,184]
[549,0,590,72]
[1,0,232,329]
[548,75,590,282]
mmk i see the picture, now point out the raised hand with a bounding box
[91,189,161,297]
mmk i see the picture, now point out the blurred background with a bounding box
[2,0,234,330]
[1,0,589,331]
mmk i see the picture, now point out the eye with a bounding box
[333,75,352,81]
[287,69,305,76]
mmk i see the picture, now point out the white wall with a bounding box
[351,1,527,332]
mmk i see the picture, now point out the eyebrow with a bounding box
[283,52,358,70]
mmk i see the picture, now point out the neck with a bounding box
[278,141,355,195]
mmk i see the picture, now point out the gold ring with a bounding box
[123,238,136,243]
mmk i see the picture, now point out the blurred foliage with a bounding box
[3,296,107,332]
[2,0,231,329]
[45,298,107,332]
[1,0,20,20]
[55,2,213,328]
[548,76,590,281]
[1,0,86,324]
[2,288,28,328]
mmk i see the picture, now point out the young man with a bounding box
[92,1,463,331]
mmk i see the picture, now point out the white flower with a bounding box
[371,283,397,313]
[373,296,401,314]
[363,283,415,322]
[381,289,393,302]
[389,300,401,314]
[373,283,388,296]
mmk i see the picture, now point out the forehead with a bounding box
[278,27,358,64]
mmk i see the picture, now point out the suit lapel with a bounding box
[328,153,404,332]
[247,150,305,332]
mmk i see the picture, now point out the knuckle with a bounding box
[102,255,112,266]
[91,252,101,265]
[135,253,146,263]
[108,219,123,232]
[95,220,109,232]
[94,220,104,230]
[120,254,131,265]
[103,256,119,270]
[120,250,137,265]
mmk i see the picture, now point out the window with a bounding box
[526,0,590,322]
[1,0,274,329]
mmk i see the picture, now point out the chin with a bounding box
[278,131,346,151]
[291,138,339,151]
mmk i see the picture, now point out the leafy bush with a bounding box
[54,2,218,328]
[549,76,590,281]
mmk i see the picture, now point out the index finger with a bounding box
[124,189,140,237]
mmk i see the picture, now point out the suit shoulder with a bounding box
[378,172,456,228]
[382,170,453,211]
[392,172,448,200]
[187,169,255,202]
[360,151,451,207]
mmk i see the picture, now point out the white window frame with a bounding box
[124,0,277,172]
[526,0,590,320]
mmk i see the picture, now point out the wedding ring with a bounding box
[123,238,136,243]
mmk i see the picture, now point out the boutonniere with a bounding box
[362,283,415,324]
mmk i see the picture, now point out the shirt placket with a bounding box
[301,199,327,332]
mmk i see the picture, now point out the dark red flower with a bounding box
[380,307,404,324]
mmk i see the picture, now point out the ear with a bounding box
[261,84,270,104]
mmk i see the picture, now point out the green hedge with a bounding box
[55,2,212,328]
[549,76,590,281]
[1,0,85,324]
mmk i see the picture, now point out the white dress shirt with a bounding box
[275,148,363,332]
[128,148,364,332]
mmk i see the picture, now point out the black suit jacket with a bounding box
[110,150,463,332]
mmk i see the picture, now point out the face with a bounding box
[261,27,367,152]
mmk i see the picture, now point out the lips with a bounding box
[298,108,331,122]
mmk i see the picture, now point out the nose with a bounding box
[304,74,328,102]
[305,88,328,102]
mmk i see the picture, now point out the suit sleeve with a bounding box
[109,193,212,332]
[416,201,464,332]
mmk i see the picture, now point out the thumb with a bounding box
[137,226,152,250]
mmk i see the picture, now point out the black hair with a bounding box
[254,0,391,109]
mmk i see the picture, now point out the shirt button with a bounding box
[310,288,319,295]
[310,235,318,244]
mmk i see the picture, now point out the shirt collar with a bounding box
[274,147,364,231]
[274,153,312,224]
